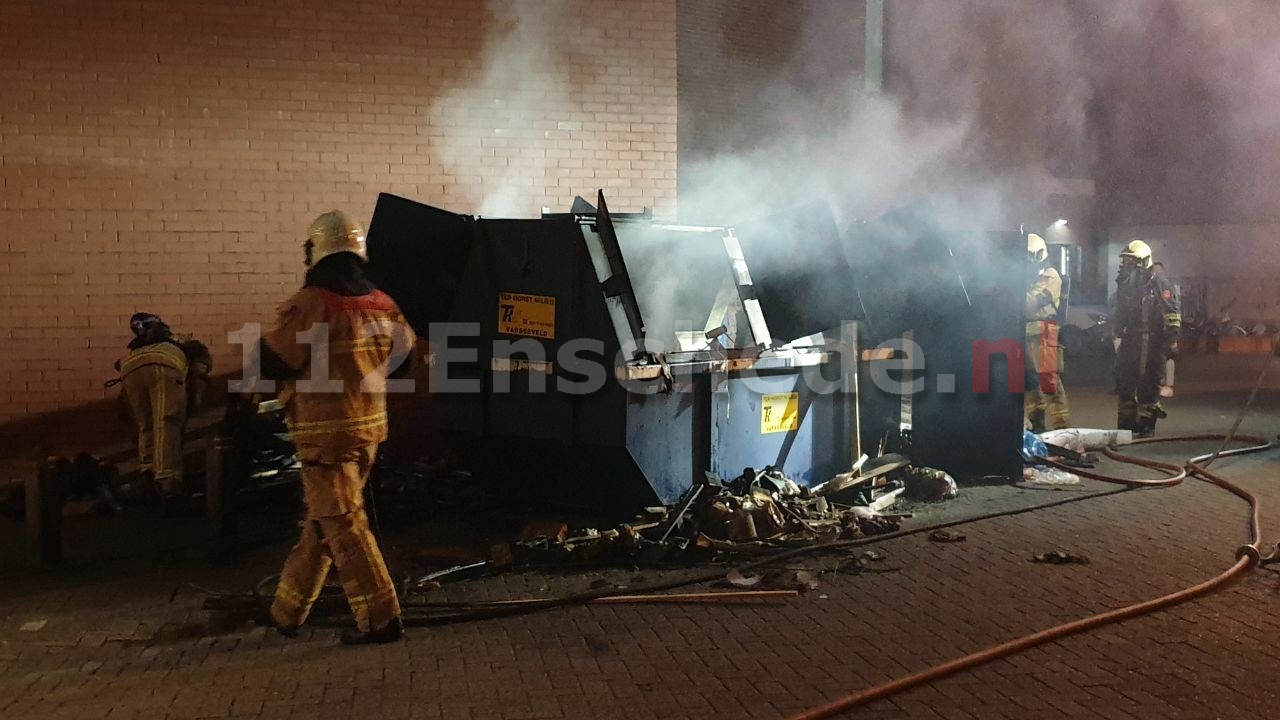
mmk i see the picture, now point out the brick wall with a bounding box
[0,0,677,430]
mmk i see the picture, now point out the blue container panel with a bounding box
[710,372,851,488]
[624,384,700,505]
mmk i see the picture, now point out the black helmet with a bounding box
[129,312,164,336]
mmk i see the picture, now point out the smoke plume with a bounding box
[428,0,609,218]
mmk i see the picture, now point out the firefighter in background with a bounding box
[116,313,211,500]
[1151,261,1177,398]
[255,210,414,645]
[1113,240,1180,437]
[1024,233,1070,431]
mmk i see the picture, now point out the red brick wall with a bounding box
[0,0,677,428]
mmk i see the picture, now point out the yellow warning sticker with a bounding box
[498,292,556,339]
[761,392,799,434]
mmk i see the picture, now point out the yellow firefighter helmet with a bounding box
[1119,239,1153,269]
[1027,233,1048,263]
[305,210,366,266]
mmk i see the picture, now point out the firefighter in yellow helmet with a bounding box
[1113,239,1180,437]
[255,210,415,645]
[1024,233,1070,431]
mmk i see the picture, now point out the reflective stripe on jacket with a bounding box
[120,341,189,378]
[263,287,414,451]
[1026,266,1062,336]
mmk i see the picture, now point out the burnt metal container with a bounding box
[367,191,1025,512]
[366,192,859,512]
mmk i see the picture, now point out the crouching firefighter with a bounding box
[116,313,211,501]
[1024,233,1071,431]
[1113,239,1180,437]
[252,210,415,645]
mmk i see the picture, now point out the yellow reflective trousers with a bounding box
[270,444,401,633]
[122,363,187,492]
[1025,321,1070,431]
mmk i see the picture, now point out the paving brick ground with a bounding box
[1,353,1278,719]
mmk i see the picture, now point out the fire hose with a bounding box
[787,434,1269,720]
[788,353,1276,720]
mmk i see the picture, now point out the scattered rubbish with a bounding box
[654,484,703,543]
[443,456,941,569]
[786,570,821,592]
[1023,467,1082,486]
[518,520,569,544]
[565,528,607,545]
[1020,430,1050,462]
[842,505,900,537]
[1040,442,1096,468]
[836,550,896,576]
[903,466,958,501]
[733,467,802,498]
[19,620,47,632]
[696,534,777,555]
[717,569,821,592]
[725,569,763,587]
[592,590,797,604]
[813,453,911,499]
[1038,428,1134,453]
[1026,428,1112,474]
[407,560,490,591]
[867,486,906,512]
[1031,550,1090,565]
[929,529,967,543]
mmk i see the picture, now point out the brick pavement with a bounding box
[1,353,1279,719]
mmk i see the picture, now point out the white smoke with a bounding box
[427,0,613,218]
[677,0,1280,270]
[1089,0,1280,222]
[439,0,1280,324]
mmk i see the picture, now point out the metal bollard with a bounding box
[205,424,238,561]
[26,457,63,566]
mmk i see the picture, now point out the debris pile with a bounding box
[504,461,959,566]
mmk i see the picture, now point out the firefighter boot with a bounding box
[341,616,403,646]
